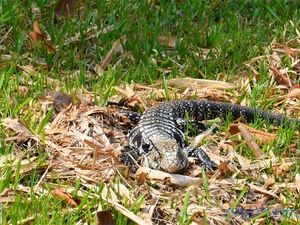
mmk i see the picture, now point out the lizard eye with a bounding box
[141,143,150,152]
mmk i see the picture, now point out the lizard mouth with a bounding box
[165,164,181,173]
[164,157,189,173]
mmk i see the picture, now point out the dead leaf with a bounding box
[136,167,202,187]
[158,35,177,48]
[44,41,56,54]
[2,118,38,140]
[217,161,233,176]
[240,201,265,210]
[137,171,148,183]
[264,176,275,188]
[18,64,39,76]
[113,84,135,98]
[269,64,292,87]
[52,188,78,207]
[99,36,127,72]
[234,151,251,169]
[241,158,296,171]
[168,77,235,90]
[29,20,56,54]
[29,21,43,42]
[229,123,277,144]
[55,0,80,18]
[274,162,294,176]
[283,45,297,57]
[238,123,262,158]
[283,88,300,99]
[96,210,116,225]
[295,174,300,193]
[249,183,279,199]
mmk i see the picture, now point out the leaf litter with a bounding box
[1,40,300,224]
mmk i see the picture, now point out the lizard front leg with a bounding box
[186,147,218,170]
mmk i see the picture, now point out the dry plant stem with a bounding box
[34,157,54,193]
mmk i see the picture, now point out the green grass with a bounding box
[1,0,300,224]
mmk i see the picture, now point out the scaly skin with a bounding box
[128,100,300,173]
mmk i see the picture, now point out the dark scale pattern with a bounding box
[128,100,300,173]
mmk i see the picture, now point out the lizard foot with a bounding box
[120,146,140,173]
[187,147,218,170]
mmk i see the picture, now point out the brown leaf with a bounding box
[136,167,202,187]
[284,88,300,99]
[269,64,292,87]
[217,161,233,176]
[293,84,300,88]
[229,123,277,144]
[18,64,38,76]
[55,0,80,18]
[52,188,78,207]
[114,84,135,98]
[274,162,294,176]
[168,77,235,90]
[29,20,56,54]
[137,171,148,183]
[249,183,279,199]
[238,123,262,158]
[158,35,177,48]
[33,20,42,35]
[283,45,297,57]
[228,124,240,135]
[29,21,43,43]
[99,36,127,72]
[2,118,37,139]
[250,129,277,144]
[96,210,116,225]
[264,176,275,189]
[29,31,43,43]
[295,174,300,193]
[240,201,265,210]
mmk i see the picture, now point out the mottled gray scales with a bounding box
[127,100,300,173]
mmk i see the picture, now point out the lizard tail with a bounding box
[174,100,300,129]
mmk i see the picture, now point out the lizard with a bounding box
[125,100,300,173]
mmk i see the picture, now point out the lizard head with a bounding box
[146,140,189,173]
